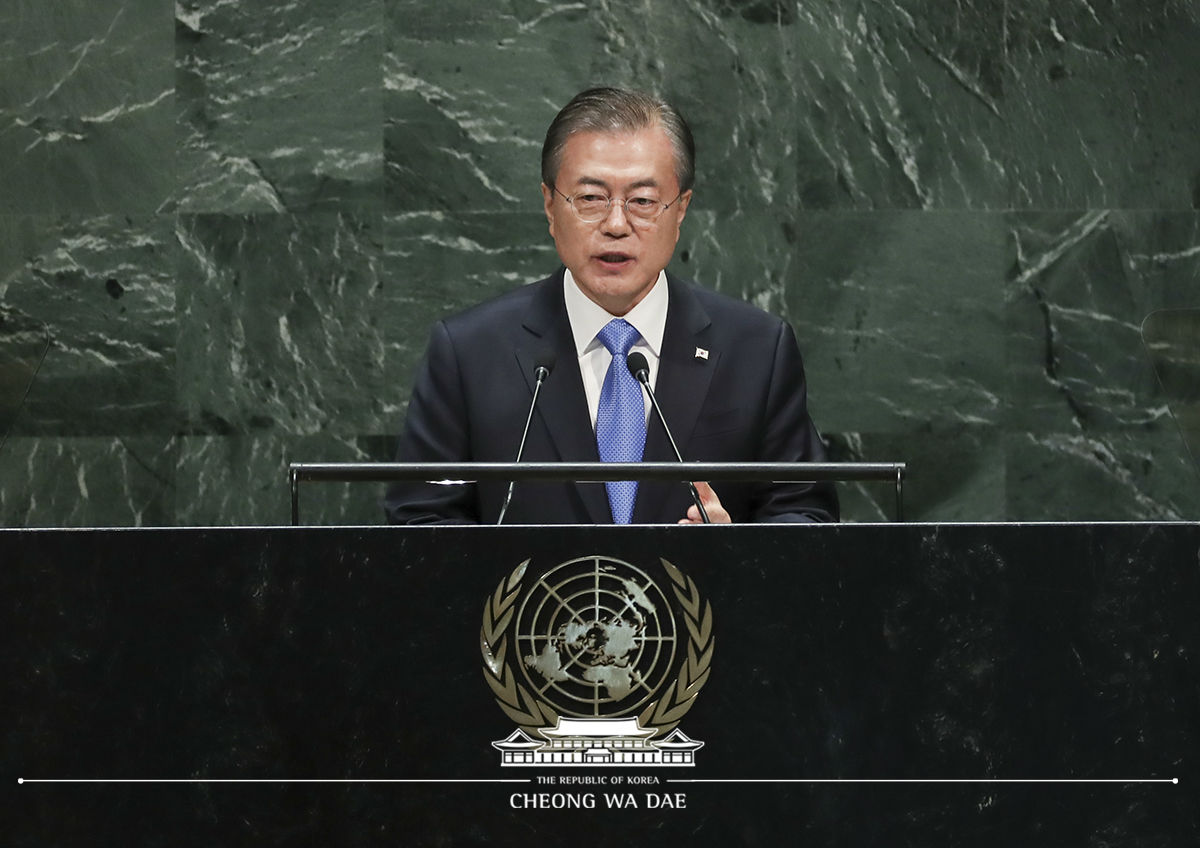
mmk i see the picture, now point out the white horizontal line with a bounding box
[18,778,530,785]
[18,777,1177,786]
[669,778,1179,785]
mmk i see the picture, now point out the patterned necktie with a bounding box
[595,318,646,524]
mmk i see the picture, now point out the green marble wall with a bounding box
[1,0,1197,526]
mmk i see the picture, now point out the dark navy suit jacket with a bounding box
[384,269,838,524]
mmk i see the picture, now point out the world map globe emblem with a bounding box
[515,556,678,717]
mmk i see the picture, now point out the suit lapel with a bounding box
[517,271,611,524]
[633,275,719,523]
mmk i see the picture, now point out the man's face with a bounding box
[541,126,691,317]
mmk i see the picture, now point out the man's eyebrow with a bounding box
[572,176,661,191]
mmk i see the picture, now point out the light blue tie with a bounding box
[595,319,646,524]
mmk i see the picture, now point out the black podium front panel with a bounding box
[4,523,1197,844]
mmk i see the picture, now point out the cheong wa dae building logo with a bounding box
[480,555,713,767]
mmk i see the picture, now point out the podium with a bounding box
[4,522,1195,844]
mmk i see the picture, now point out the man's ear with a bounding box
[675,189,693,224]
[541,183,555,237]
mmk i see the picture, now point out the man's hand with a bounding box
[678,480,731,524]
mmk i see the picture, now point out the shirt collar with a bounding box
[563,268,669,357]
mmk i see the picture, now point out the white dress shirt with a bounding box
[563,269,668,428]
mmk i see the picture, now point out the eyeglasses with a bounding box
[553,187,684,225]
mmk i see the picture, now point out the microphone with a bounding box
[626,352,711,524]
[497,351,556,524]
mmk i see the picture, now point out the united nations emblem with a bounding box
[482,555,713,767]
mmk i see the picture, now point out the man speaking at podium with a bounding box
[385,87,838,526]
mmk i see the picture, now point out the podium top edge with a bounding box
[287,461,907,483]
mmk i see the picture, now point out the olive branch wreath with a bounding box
[479,557,713,738]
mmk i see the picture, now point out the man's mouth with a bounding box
[595,252,633,267]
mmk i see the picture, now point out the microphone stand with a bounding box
[627,353,711,524]
[497,364,550,525]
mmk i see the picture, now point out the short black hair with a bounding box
[541,87,695,192]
